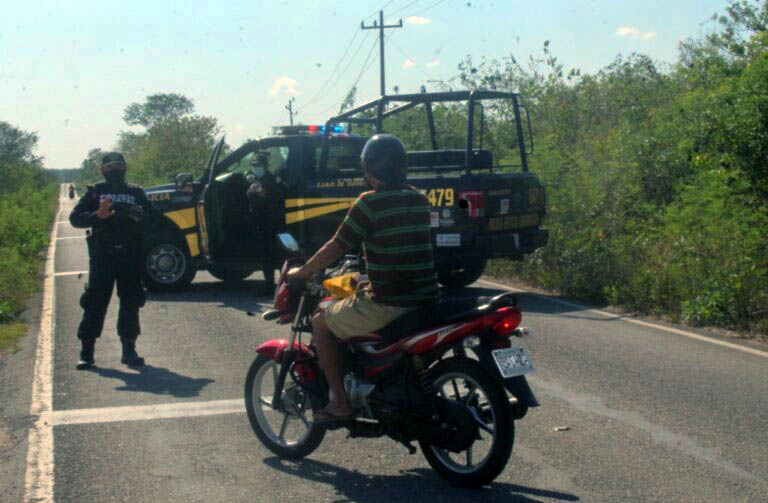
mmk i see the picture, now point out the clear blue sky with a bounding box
[1,0,729,170]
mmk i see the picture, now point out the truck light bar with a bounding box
[274,124,347,135]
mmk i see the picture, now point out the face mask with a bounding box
[252,167,265,178]
[103,168,126,185]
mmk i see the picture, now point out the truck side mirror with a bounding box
[174,173,194,193]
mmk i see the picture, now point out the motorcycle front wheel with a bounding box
[244,355,325,459]
[419,358,514,488]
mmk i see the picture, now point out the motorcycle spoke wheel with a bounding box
[419,358,514,488]
[245,355,325,459]
[434,375,496,469]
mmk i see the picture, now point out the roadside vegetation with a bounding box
[0,122,58,353]
[470,2,768,338]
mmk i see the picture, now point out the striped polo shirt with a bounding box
[332,186,439,307]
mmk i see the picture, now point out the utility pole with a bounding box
[285,97,297,125]
[361,10,402,96]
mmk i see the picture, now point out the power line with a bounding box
[365,0,398,19]
[409,0,450,16]
[315,34,383,120]
[390,38,435,82]
[298,29,361,110]
[301,31,374,115]
[391,0,422,16]
[351,33,386,90]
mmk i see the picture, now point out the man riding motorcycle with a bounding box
[288,133,439,423]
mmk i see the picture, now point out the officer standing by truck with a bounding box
[246,151,288,294]
[70,152,155,370]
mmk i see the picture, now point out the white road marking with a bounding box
[56,221,69,224]
[47,399,245,426]
[478,278,768,359]
[55,236,83,240]
[53,271,88,277]
[24,193,60,502]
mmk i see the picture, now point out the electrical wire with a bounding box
[408,0,450,17]
[315,33,384,119]
[298,29,361,110]
[364,0,398,19]
[390,38,435,82]
[301,31,375,115]
[390,0,422,16]
[351,33,384,91]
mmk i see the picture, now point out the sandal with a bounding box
[313,407,357,425]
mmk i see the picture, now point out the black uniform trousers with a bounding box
[77,246,146,342]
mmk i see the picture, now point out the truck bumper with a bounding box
[432,228,548,267]
[488,228,548,259]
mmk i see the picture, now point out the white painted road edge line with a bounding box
[24,202,60,502]
[53,271,88,277]
[477,278,768,359]
[47,399,246,426]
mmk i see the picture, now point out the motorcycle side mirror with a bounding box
[276,232,300,253]
[174,173,194,193]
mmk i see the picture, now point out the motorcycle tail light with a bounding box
[459,190,486,218]
[491,308,522,337]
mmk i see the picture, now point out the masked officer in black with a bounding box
[246,151,288,294]
[70,152,155,370]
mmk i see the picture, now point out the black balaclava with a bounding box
[101,152,127,185]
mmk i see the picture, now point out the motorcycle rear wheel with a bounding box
[245,355,325,459]
[419,358,514,488]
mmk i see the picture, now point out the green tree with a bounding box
[0,121,42,166]
[123,93,195,128]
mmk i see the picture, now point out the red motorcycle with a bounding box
[245,234,538,487]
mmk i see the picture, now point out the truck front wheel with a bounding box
[142,233,196,292]
[436,258,487,290]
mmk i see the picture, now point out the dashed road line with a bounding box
[53,271,88,277]
[478,278,768,359]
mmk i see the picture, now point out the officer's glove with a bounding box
[128,204,144,222]
[112,203,132,223]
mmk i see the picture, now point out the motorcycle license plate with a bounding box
[492,347,534,378]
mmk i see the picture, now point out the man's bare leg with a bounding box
[312,312,353,416]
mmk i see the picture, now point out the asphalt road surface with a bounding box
[2,185,767,502]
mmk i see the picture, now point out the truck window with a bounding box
[315,139,365,180]
[223,145,290,177]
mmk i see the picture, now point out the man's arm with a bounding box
[130,189,158,231]
[69,188,112,228]
[289,239,347,280]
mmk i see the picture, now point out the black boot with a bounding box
[120,338,145,366]
[76,339,96,370]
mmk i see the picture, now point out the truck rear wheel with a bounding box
[437,258,487,290]
[142,233,196,292]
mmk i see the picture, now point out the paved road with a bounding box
[2,185,767,502]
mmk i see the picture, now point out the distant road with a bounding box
[3,184,766,502]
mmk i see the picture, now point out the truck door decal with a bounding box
[164,207,200,257]
[285,197,356,225]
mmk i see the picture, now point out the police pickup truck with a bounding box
[141,90,548,292]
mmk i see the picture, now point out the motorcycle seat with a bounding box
[375,292,517,345]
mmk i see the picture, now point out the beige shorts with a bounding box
[324,289,414,340]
